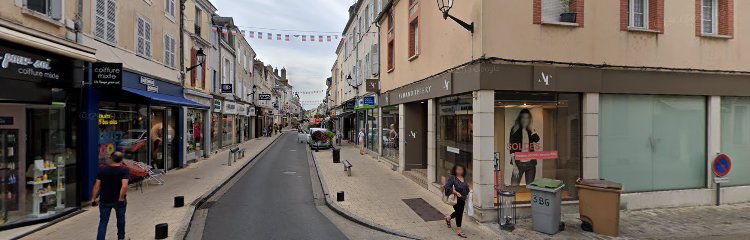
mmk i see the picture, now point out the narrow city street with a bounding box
[200,133,386,240]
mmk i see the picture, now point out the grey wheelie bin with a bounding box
[527,178,565,235]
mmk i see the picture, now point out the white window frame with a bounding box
[702,0,719,35]
[164,0,176,21]
[629,0,649,29]
[136,15,152,58]
[164,33,176,68]
[93,0,118,45]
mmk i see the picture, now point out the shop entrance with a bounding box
[494,93,581,202]
[403,102,428,186]
[151,108,177,171]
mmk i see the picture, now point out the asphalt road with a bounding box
[202,133,348,240]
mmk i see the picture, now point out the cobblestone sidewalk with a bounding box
[11,133,282,240]
[313,146,498,240]
[486,202,750,239]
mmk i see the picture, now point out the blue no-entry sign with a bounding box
[713,154,732,177]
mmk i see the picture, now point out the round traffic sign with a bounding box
[713,154,732,177]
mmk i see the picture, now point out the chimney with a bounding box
[274,68,279,76]
[281,68,287,81]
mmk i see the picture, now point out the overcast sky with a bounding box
[212,0,352,110]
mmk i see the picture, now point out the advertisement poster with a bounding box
[504,108,545,186]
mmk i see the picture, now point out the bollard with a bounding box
[174,196,184,208]
[155,223,168,239]
[336,191,345,202]
[332,148,340,163]
[227,151,233,166]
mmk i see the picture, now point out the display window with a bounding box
[436,94,474,186]
[367,109,379,153]
[222,115,235,147]
[98,103,149,164]
[721,97,750,186]
[211,113,221,151]
[600,95,706,193]
[187,109,204,158]
[381,106,399,162]
[1,104,78,227]
[493,92,581,202]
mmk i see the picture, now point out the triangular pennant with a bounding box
[319,35,323,42]
[285,35,290,41]
[277,34,282,40]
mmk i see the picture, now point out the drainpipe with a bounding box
[180,0,187,86]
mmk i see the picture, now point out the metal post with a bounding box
[716,183,721,206]
[227,151,232,166]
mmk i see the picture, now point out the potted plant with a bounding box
[559,0,576,23]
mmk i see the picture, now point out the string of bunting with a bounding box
[294,89,328,95]
[210,25,376,43]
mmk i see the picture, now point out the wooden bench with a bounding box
[343,160,353,176]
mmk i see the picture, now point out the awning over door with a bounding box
[123,88,209,109]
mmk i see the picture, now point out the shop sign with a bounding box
[213,99,222,113]
[221,84,233,93]
[0,116,14,125]
[344,100,356,111]
[389,74,451,105]
[98,113,119,125]
[533,66,557,91]
[224,101,238,115]
[514,151,559,161]
[258,93,272,100]
[355,96,377,110]
[92,62,122,89]
[248,107,256,117]
[0,46,68,82]
[365,78,379,92]
[140,76,159,93]
[237,104,247,116]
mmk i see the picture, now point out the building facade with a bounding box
[377,0,750,222]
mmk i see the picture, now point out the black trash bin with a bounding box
[332,148,340,163]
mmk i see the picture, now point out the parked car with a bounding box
[297,128,308,143]
[308,128,333,150]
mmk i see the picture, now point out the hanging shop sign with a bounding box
[248,106,256,117]
[365,78,379,93]
[258,94,272,100]
[0,44,70,82]
[213,99,223,113]
[344,99,356,112]
[92,62,122,89]
[221,84,233,93]
[224,101,238,115]
[237,104,247,116]
[355,96,377,110]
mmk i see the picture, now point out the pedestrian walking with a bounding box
[91,152,130,240]
[358,128,365,155]
[444,165,472,238]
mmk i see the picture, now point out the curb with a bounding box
[309,148,422,240]
[174,133,286,240]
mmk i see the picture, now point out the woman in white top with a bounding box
[358,128,365,155]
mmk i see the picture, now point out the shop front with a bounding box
[211,98,223,152]
[380,105,400,163]
[0,40,91,229]
[185,89,212,161]
[222,101,238,147]
[92,70,208,172]
[356,96,379,153]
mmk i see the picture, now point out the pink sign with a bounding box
[514,151,558,161]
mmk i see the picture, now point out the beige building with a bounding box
[376,0,750,222]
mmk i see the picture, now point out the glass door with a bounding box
[0,129,20,225]
[166,108,177,170]
[151,109,166,170]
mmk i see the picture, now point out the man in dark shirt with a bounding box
[91,151,130,240]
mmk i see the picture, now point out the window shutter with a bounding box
[190,48,197,86]
[648,0,664,33]
[50,0,63,20]
[94,0,106,40]
[201,58,207,89]
[105,0,117,44]
[145,21,152,57]
[371,44,378,76]
[137,18,145,55]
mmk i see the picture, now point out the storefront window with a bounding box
[222,115,234,147]
[99,103,149,164]
[367,109,379,153]
[0,105,78,227]
[381,106,399,162]
[493,93,581,201]
[187,110,204,157]
[721,97,750,186]
[211,113,221,151]
[437,94,474,185]
[600,94,706,193]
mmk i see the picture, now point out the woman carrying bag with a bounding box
[443,165,472,238]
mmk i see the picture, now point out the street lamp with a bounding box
[437,0,474,33]
[186,48,206,71]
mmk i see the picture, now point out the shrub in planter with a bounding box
[559,0,577,23]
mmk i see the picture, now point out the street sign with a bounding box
[714,177,729,184]
[712,154,732,177]
[258,94,272,100]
